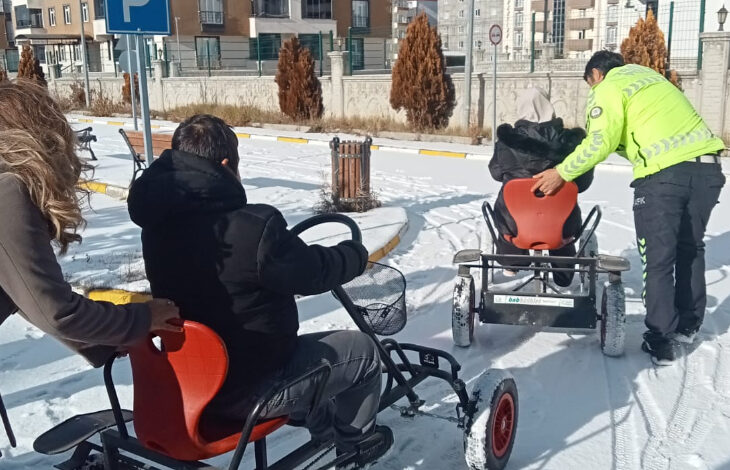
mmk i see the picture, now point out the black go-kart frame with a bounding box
[27,214,519,470]
[451,201,631,357]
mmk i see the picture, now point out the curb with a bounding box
[79,180,130,200]
[68,117,491,161]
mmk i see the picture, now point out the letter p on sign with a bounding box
[123,0,150,21]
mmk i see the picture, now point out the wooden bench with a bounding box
[119,129,173,182]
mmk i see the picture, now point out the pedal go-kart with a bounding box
[452,179,631,356]
[22,214,518,470]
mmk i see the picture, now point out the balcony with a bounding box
[531,0,546,12]
[567,17,594,30]
[607,0,619,3]
[568,0,596,9]
[200,10,224,25]
[251,0,289,18]
[565,38,593,51]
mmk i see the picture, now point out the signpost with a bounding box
[105,0,171,165]
[489,24,502,144]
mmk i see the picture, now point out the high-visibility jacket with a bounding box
[556,64,724,181]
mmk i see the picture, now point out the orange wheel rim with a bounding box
[491,392,515,458]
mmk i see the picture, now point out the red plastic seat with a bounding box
[502,178,578,251]
[127,320,289,462]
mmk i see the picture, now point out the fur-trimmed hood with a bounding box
[496,118,587,163]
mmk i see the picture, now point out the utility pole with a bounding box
[462,0,476,128]
[78,0,91,107]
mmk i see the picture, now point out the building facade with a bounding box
[438,0,505,66]
[3,0,391,76]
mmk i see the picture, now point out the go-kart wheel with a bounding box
[464,369,518,470]
[452,275,476,347]
[600,281,626,357]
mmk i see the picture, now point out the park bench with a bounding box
[119,129,173,182]
[75,127,97,161]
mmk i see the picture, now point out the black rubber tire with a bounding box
[600,281,626,357]
[452,275,476,347]
[464,370,519,470]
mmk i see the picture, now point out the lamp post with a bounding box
[78,0,90,107]
[174,16,181,69]
[718,5,728,31]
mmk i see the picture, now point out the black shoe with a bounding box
[674,326,700,344]
[642,332,680,366]
[336,426,394,470]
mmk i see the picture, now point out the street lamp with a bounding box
[174,16,181,69]
[718,5,728,32]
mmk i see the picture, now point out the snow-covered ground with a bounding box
[1,123,730,469]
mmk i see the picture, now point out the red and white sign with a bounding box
[489,24,503,46]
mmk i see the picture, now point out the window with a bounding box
[94,0,105,19]
[199,0,223,24]
[515,31,523,47]
[474,9,480,17]
[352,0,369,29]
[298,34,322,60]
[351,38,364,70]
[579,9,586,18]
[515,0,524,8]
[302,0,331,19]
[250,33,281,60]
[63,5,71,24]
[607,5,618,23]
[606,26,617,45]
[14,6,43,28]
[34,45,46,64]
[48,7,56,26]
[458,25,464,33]
[251,0,288,18]
[195,36,221,68]
[459,10,464,18]
[578,30,584,39]
[458,40,464,49]
[515,11,523,27]
[82,3,89,22]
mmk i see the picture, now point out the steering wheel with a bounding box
[290,213,362,244]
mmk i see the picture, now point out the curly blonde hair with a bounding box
[0,80,90,253]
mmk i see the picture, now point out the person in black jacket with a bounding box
[127,115,392,468]
[489,88,594,287]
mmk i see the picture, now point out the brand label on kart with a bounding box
[494,295,575,308]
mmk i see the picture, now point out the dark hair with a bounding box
[172,114,239,169]
[583,51,625,81]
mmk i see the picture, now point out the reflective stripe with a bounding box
[563,132,604,175]
[640,129,713,159]
[622,75,665,97]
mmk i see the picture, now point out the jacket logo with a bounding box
[633,196,646,207]
[590,107,603,119]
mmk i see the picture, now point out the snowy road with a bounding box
[1,123,729,469]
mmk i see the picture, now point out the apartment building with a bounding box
[10,0,116,74]
[161,0,391,73]
[438,0,504,65]
[391,0,437,62]
[1,0,17,70]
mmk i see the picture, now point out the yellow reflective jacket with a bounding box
[556,64,724,181]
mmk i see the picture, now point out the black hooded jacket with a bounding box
[489,118,593,238]
[127,150,368,399]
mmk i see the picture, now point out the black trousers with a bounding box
[631,161,725,337]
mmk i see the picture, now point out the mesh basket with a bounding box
[340,262,407,336]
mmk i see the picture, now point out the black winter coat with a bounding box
[488,118,593,239]
[127,150,369,400]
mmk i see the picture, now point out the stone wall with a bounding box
[49,33,730,142]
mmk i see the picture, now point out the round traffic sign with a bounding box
[489,24,503,46]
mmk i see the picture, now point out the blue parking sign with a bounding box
[106,0,171,35]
